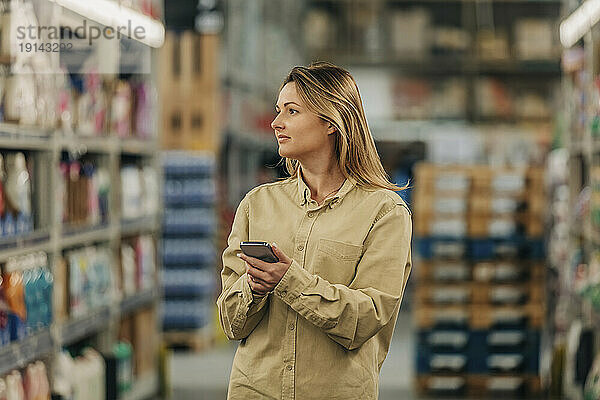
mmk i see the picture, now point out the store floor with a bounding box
[170,310,417,399]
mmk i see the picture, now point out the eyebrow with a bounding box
[275,101,301,109]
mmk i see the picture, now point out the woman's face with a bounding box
[271,82,335,160]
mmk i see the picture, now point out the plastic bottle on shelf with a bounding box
[4,257,26,341]
[6,371,24,400]
[0,377,6,400]
[51,352,74,400]
[35,361,50,400]
[111,81,131,138]
[0,274,10,346]
[96,167,109,224]
[0,155,6,231]
[5,153,31,234]
[113,342,133,396]
[38,253,52,328]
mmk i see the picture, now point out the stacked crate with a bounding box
[413,163,545,398]
[161,151,217,349]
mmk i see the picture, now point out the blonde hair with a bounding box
[278,61,408,192]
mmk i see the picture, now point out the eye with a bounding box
[289,108,298,115]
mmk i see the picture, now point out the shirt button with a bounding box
[286,365,293,371]
[289,324,295,330]
[281,290,287,297]
[307,211,315,218]
[297,244,304,251]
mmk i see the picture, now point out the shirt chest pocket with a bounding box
[313,238,363,285]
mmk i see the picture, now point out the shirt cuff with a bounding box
[274,259,314,305]
[241,273,255,306]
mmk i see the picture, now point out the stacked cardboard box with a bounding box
[159,32,221,152]
[413,163,546,398]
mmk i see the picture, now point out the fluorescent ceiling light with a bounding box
[560,0,600,48]
[53,0,165,48]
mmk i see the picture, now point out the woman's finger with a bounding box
[247,264,271,283]
[238,253,269,271]
[248,272,270,288]
[248,275,269,294]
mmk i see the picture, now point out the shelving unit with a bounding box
[0,0,163,398]
[553,1,600,397]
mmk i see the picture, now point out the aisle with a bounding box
[170,311,417,399]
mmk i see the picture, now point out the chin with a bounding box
[277,145,295,159]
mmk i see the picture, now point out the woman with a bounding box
[216,62,412,400]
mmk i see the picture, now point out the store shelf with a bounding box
[121,216,159,236]
[119,372,159,400]
[59,306,112,346]
[61,224,113,249]
[0,230,52,261]
[120,288,159,317]
[59,135,115,154]
[0,330,53,376]
[0,129,52,151]
[0,123,53,140]
[120,138,158,156]
[309,52,561,76]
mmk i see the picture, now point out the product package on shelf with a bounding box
[61,73,157,140]
[119,308,158,380]
[0,252,52,344]
[1,152,34,237]
[0,361,52,400]
[52,348,107,400]
[120,235,157,298]
[65,246,113,319]
[120,164,159,221]
[161,151,216,347]
[413,163,545,398]
[60,158,110,229]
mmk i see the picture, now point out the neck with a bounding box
[299,162,346,202]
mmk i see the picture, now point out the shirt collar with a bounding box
[296,166,356,207]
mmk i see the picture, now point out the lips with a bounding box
[277,134,290,140]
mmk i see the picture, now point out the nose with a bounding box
[271,113,284,131]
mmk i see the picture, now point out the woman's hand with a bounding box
[237,242,292,295]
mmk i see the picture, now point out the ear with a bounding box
[327,123,337,135]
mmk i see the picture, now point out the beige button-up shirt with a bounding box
[217,168,412,400]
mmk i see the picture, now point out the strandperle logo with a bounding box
[15,19,147,46]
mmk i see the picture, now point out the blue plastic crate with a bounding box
[161,299,211,330]
[164,178,216,206]
[415,236,468,260]
[162,269,215,297]
[162,238,216,265]
[163,208,216,236]
[416,342,468,374]
[162,152,216,177]
[417,329,470,352]
[468,237,545,260]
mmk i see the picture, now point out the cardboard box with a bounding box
[53,258,68,322]
[468,215,517,238]
[134,308,157,376]
[161,93,221,152]
[159,32,219,96]
[119,316,134,345]
[416,261,471,282]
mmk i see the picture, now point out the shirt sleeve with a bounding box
[216,195,270,340]
[272,202,412,350]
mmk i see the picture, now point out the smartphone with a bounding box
[240,241,279,263]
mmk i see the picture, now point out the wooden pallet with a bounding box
[163,328,214,352]
[416,374,543,398]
